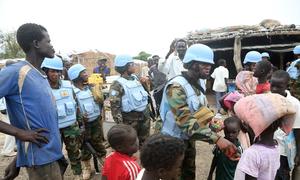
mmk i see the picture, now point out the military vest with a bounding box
[116,75,148,112]
[73,86,100,122]
[160,76,207,139]
[52,80,77,129]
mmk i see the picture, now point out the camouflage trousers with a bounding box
[60,123,83,175]
[122,113,150,147]
[81,117,107,161]
[181,139,196,180]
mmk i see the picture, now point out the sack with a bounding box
[234,93,296,137]
[57,156,69,175]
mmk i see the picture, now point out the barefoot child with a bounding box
[208,117,243,180]
[137,133,185,180]
[102,124,141,180]
[233,93,296,180]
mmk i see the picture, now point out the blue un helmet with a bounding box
[293,45,300,55]
[41,56,63,70]
[67,64,86,81]
[261,52,270,58]
[243,51,262,64]
[183,44,214,64]
[114,54,134,67]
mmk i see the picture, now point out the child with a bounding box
[102,124,141,180]
[271,70,300,179]
[233,93,296,180]
[137,133,185,180]
[208,117,243,180]
[253,60,272,94]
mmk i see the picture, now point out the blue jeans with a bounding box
[215,91,226,112]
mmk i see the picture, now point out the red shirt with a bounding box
[256,82,271,94]
[102,152,141,180]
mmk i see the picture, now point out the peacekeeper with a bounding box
[287,45,300,101]
[160,44,240,180]
[68,64,106,180]
[41,56,83,180]
[109,54,151,147]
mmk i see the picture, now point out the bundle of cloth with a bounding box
[235,71,258,96]
[234,93,296,138]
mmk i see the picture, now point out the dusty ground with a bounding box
[0,94,218,180]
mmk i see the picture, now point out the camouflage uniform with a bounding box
[289,60,300,101]
[81,116,107,161]
[60,122,83,175]
[109,76,151,146]
[78,85,107,161]
[165,83,219,180]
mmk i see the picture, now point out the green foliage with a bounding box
[133,51,152,61]
[0,31,25,59]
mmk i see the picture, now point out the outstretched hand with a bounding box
[16,128,49,147]
[216,137,240,161]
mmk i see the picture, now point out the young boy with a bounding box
[208,117,243,180]
[68,64,106,180]
[211,59,229,114]
[137,133,185,180]
[253,60,272,94]
[102,124,141,180]
[0,23,63,180]
[109,54,151,146]
[271,70,300,180]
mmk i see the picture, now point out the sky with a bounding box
[0,0,300,57]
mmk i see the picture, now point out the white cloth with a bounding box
[0,98,6,111]
[211,66,229,92]
[158,54,185,80]
[286,90,300,129]
[0,98,16,156]
[136,168,145,180]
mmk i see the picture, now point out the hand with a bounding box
[216,137,240,161]
[3,157,20,180]
[140,77,149,84]
[16,128,49,147]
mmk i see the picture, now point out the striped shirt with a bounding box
[102,151,141,180]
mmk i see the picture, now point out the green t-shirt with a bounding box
[213,141,242,180]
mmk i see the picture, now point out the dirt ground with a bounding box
[0,94,218,180]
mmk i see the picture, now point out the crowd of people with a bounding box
[0,22,300,180]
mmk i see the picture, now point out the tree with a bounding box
[133,51,151,61]
[0,31,25,59]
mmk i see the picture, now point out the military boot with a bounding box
[82,160,91,180]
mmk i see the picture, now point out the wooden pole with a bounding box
[233,36,243,72]
[279,53,284,70]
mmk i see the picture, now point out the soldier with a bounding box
[287,45,300,101]
[109,54,151,147]
[160,44,240,179]
[41,56,83,180]
[68,64,106,180]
